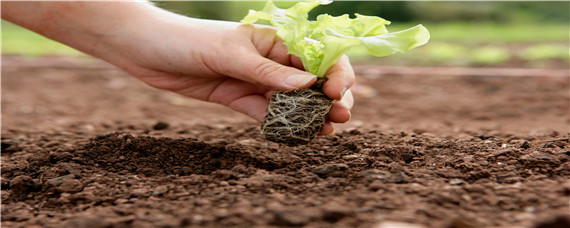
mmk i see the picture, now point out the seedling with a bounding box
[242,0,430,146]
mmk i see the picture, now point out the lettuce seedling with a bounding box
[242,0,430,146]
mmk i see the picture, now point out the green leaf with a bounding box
[325,24,430,57]
[241,0,430,77]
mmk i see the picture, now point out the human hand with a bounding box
[115,14,354,135]
[2,2,354,135]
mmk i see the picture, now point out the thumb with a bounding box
[234,54,316,91]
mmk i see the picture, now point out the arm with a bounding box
[2,1,354,135]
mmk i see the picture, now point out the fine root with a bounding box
[261,79,332,146]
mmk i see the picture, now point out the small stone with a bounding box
[342,155,359,160]
[363,170,409,184]
[152,185,169,196]
[313,164,348,177]
[115,198,130,204]
[131,188,148,197]
[449,179,464,185]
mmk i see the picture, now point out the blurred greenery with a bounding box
[154,1,570,24]
[470,45,511,65]
[520,44,570,61]
[1,20,84,56]
[2,1,569,68]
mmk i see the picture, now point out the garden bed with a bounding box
[2,56,569,228]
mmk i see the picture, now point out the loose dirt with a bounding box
[2,56,569,228]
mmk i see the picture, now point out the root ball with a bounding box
[261,79,332,146]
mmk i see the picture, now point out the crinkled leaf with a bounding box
[325,24,430,57]
[241,0,430,77]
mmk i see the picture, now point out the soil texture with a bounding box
[2,56,569,228]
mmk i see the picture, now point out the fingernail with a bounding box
[347,111,351,121]
[285,74,315,88]
[339,87,348,100]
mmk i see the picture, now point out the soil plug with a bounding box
[261,78,331,146]
[242,0,430,146]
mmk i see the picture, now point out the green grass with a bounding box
[2,20,84,56]
[391,21,569,43]
[2,19,568,59]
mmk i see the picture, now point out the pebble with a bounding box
[449,179,464,185]
[363,169,409,184]
[313,164,348,177]
[152,185,169,196]
[131,188,149,197]
[342,155,359,160]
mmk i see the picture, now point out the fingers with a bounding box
[231,25,314,91]
[322,55,355,101]
[264,37,305,71]
[328,89,354,123]
[236,54,317,91]
[172,78,269,122]
[230,26,316,91]
[318,89,354,136]
[318,121,336,136]
[226,94,268,122]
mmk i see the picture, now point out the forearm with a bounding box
[1,1,158,61]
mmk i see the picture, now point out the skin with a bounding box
[2,1,354,135]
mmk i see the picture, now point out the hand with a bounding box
[2,2,354,135]
[114,14,354,135]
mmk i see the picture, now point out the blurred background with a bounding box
[2,1,569,69]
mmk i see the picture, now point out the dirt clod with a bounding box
[520,140,531,149]
[9,176,41,200]
[152,121,170,130]
[56,179,84,193]
[534,215,570,228]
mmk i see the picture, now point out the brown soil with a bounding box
[2,56,569,228]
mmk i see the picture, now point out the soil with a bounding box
[1,55,569,228]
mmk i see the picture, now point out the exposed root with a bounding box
[261,79,332,146]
